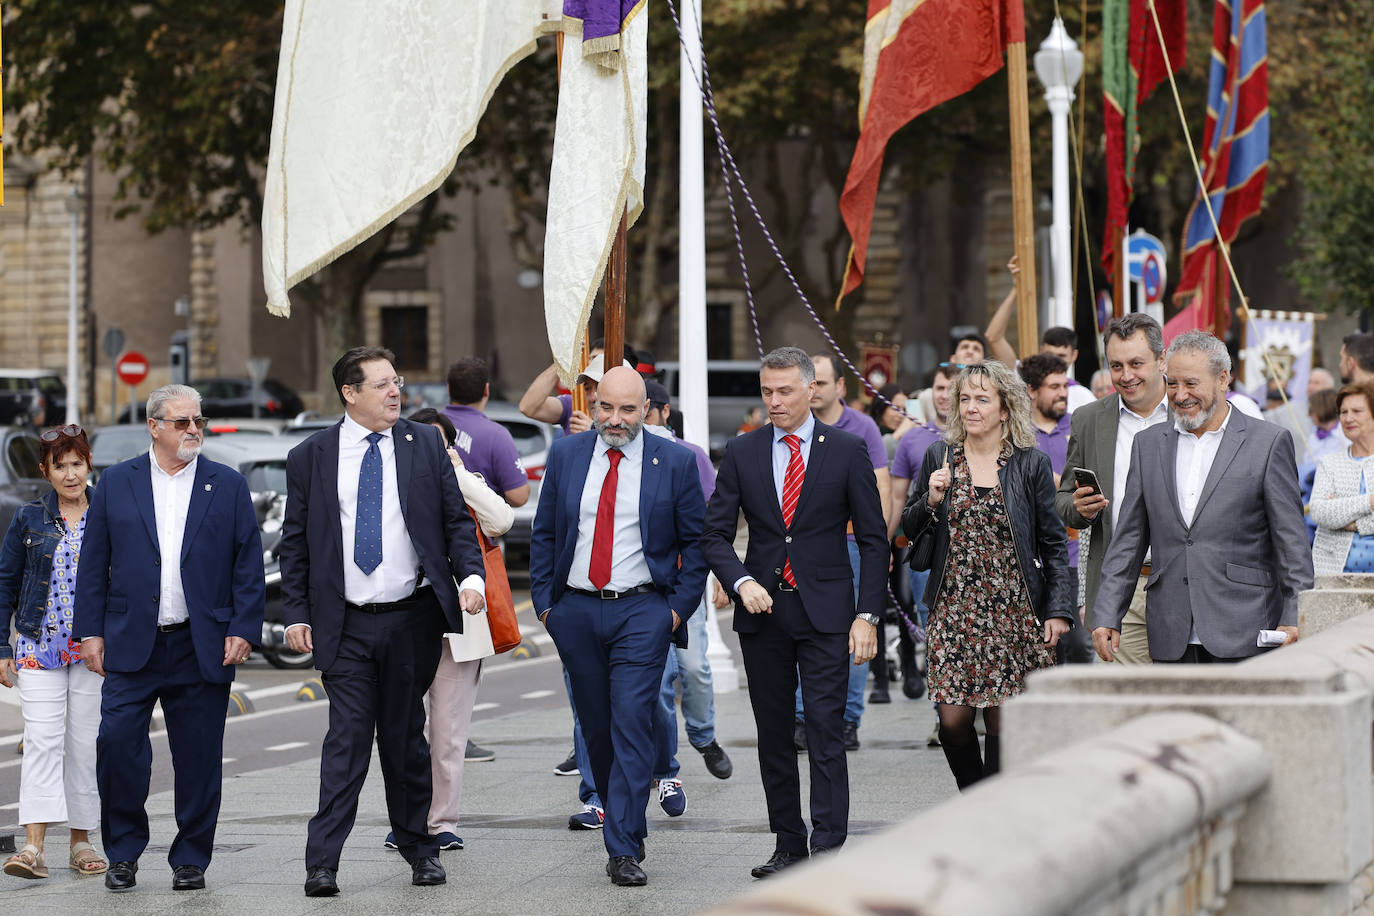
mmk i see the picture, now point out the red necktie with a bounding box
[780,435,804,586]
[588,448,624,590]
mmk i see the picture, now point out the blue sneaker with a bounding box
[567,804,604,830]
[383,831,398,850]
[657,778,687,817]
[434,832,464,850]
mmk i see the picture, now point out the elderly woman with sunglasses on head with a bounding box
[0,425,106,880]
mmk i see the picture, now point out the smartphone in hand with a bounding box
[1073,467,1103,496]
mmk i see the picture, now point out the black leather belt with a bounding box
[566,584,659,600]
[347,585,433,614]
[157,620,190,633]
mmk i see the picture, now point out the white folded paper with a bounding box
[446,609,495,663]
[1257,629,1288,648]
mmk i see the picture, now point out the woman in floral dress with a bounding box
[903,361,1073,789]
[0,425,105,878]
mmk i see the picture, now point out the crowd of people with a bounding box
[0,313,1357,894]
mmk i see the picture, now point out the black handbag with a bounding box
[908,444,950,572]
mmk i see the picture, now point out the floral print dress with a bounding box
[927,446,1054,707]
[14,513,85,670]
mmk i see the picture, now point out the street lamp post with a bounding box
[1033,18,1084,335]
[65,188,81,424]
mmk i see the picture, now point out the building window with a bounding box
[381,306,429,371]
[706,302,733,360]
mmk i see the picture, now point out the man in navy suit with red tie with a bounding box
[701,347,887,879]
[531,366,707,887]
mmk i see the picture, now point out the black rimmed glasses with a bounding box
[155,416,209,431]
[39,424,85,443]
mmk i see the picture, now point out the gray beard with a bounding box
[596,420,641,449]
[1175,399,1218,432]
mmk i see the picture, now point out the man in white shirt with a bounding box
[1055,314,1170,664]
[1092,331,1313,662]
[74,384,265,892]
[278,347,486,897]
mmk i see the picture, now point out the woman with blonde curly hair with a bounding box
[901,361,1072,790]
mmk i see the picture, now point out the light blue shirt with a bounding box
[567,431,652,591]
[771,414,816,505]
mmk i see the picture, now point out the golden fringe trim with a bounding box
[537,0,646,76]
[270,5,541,317]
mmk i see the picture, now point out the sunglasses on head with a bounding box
[156,416,209,431]
[39,424,85,443]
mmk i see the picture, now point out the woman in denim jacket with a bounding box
[0,425,106,879]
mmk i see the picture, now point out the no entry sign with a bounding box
[116,351,150,386]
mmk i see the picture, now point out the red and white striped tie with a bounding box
[780,434,804,586]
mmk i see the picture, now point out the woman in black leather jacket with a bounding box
[902,361,1072,790]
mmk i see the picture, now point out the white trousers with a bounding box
[16,663,102,829]
[424,651,481,835]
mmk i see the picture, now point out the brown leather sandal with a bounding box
[3,844,48,879]
[69,841,107,876]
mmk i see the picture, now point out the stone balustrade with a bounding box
[708,712,1268,915]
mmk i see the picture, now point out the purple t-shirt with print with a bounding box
[441,403,528,496]
[1033,412,1078,567]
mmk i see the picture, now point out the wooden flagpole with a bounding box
[1006,40,1039,359]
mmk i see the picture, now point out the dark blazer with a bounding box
[277,418,485,672]
[529,430,707,648]
[1093,407,1314,660]
[904,442,1073,624]
[72,454,265,683]
[702,422,887,634]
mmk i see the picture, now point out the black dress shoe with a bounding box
[105,860,137,891]
[606,855,647,886]
[751,850,806,879]
[411,856,446,886]
[793,718,807,753]
[843,719,861,751]
[695,740,733,779]
[304,866,339,897]
[171,864,205,890]
[868,683,891,704]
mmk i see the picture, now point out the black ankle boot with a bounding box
[938,726,984,789]
[983,735,1000,777]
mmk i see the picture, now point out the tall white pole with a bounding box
[679,0,738,693]
[1047,86,1073,332]
[66,188,81,424]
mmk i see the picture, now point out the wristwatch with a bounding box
[856,613,881,627]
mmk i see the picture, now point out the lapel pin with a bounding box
[204,484,213,491]
[405,433,413,441]
[653,457,659,465]
[818,435,825,443]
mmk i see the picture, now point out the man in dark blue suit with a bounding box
[277,347,485,897]
[701,347,887,878]
[75,384,265,892]
[531,366,707,887]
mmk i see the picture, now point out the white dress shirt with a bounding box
[567,431,652,591]
[150,449,196,626]
[1174,403,1232,645]
[1113,397,1170,531]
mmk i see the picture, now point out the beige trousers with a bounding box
[425,650,482,835]
[1113,575,1152,665]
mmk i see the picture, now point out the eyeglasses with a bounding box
[353,376,405,393]
[155,416,209,431]
[39,424,85,443]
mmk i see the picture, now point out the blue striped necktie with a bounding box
[354,432,384,575]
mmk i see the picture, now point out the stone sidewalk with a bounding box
[0,677,956,914]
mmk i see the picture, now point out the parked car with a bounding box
[118,377,305,422]
[656,360,762,456]
[88,424,155,480]
[483,402,556,556]
[0,428,51,534]
[0,370,67,428]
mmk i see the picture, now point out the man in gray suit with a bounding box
[1056,313,1170,663]
[1091,331,1313,663]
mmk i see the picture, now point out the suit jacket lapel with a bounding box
[393,420,414,517]
[180,459,217,562]
[1096,395,1122,542]
[321,423,343,564]
[129,454,160,553]
[564,434,596,520]
[1161,425,1187,530]
[639,434,665,539]
[757,429,786,529]
[1191,407,1246,523]
[790,422,830,523]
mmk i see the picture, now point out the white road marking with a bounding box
[265,741,309,752]
[520,690,555,700]
[0,803,17,810]
[222,758,237,765]
[471,703,500,712]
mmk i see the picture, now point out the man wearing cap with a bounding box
[519,342,639,436]
[643,379,733,791]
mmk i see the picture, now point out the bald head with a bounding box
[1308,368,1336,399]
[594,366,648,448]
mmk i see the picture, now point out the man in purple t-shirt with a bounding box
[888,365,955,538]
[441,358,530,507]
[798,354,889,751]
[1019,354,1092,663]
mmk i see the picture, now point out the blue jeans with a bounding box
[563,666,602,809]
[795,539,866,725]
[653,594,716,780]
[908,567,930,630]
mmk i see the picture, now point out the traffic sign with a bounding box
[1142,253,1164,303]
[102,327,126,359]
[1126,230,1167,282]
[116,351,150,386]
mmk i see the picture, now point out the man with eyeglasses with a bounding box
[73,383,266,892]
[277,346,485,897]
